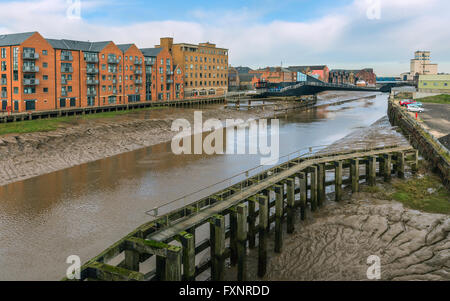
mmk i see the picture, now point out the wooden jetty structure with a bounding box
[64,144,418,281]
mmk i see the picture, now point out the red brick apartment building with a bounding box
[0,31,187,113]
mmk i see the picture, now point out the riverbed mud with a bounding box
[0,92,376,187]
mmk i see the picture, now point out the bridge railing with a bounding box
[145,144,329,218]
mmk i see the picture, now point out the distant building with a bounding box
[250,67,296,84]
[418,74,450,94]
[329,69,377,86]
[401,51,438,81]
[228,66,260,91]
[287,65,329,82]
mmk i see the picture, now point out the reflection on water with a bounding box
[0,93,388,280]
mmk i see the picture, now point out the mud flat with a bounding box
[0,92,376,187]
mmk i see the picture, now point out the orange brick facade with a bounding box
[1,32,193,113]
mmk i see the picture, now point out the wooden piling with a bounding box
[124,250,140,272]
[310,166,318,211]
[368,156,377,186]
[335,161,343,202]
[230,209,238,266]
[274,184,284,253]
[351,158,360,193]
[298,172,307,221]
[210,214,225,281]
[286,178,295,234]
[258,194,268,278]
[397,152,405,179]
[318,164,326,207]
[236,204,248,281]
[383,154,392,182]
[177,232,195,281]
[165,246,182,281]
[248,198,256,249]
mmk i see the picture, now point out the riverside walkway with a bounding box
[65,144,418,281]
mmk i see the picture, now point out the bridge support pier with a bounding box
[258,194,269,278]
[368,156,377,186]
[274,185,284,253]
[210,215,225,281]
[335,161,343,202]
[383,154,392,182]
[318,164,326,207]
[298,172,307,221]
[286,178,295,234]
[351,159,360,193]
[236,204,248,281]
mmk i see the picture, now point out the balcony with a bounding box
[61,55,73,61]
[23,65,39,72]
[166,70,174,75]
[61,90,68,96]
[23,78,40,86]
[167,79,174,84]
[134,59,142,65]
[145,68,152,74]
[135,79,143,85]
[1,79,6,85]
[87,79,99,85]
[86,56,99,63]
[108,57,120,64]
[145,59,154,66]
[87,68,99,74]
[135,69,142,75]
[61,67,73,73]
[1,91,7,98]
[23,52,39,60]
[87,90,97,96]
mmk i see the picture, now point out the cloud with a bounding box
[0,0,449,76]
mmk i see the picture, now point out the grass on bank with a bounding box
[0,106,164,136]
[417,94,450,104]
[362,172,450,215]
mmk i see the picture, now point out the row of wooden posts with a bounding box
[133,150,417,281]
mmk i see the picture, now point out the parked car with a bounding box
[407,105,424,113]
[400,99,415,106]
[410,102,423,107]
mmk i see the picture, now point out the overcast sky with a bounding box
[1,0,449,76]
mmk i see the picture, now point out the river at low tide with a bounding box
[0,92,388,280]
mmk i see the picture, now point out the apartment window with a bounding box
[125,56,128,61]
[102,75,106,80]
[43,75,48,80]
[43,87,48,93]
[14,87,18,94]
[160,59,163,65]
[43,62,48,68]
[1,61,6,71]
[166,59,170,66]
[102,64,106,70]
[24,87,35,94]
[159,67,163,74]
[102,54,105,59]
[126,65,128,71]
[1,48,5,58]
[102,85,106,92]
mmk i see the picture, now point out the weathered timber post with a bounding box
[236,204,248,281]
[335,161,343,202]
[286,178,295,234]
[412,150,419,173]
[368,156,377,186]
[365,158,370,184]
[310,166,318,211]
[274,184,284,253]
[165,245,182,281]
[383,154,392,182]
[397,152,405,179]
[230,209,238,266]
[176,232,195,281]
[379,155,385,177]
[248,198,257,249]
[124,249,140,272]
[298,172,307,220]
[351,159,360,193]
[263,189,271,232]
[210,215,225,281]
[258,194,269,278]
[318,164,326,207]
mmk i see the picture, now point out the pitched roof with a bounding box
[0,32,36,46]
[288,65,328,72]
[46,39,111,52]
[140,48,163,57]
[239,73,259,82]
[117,44,134,53]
